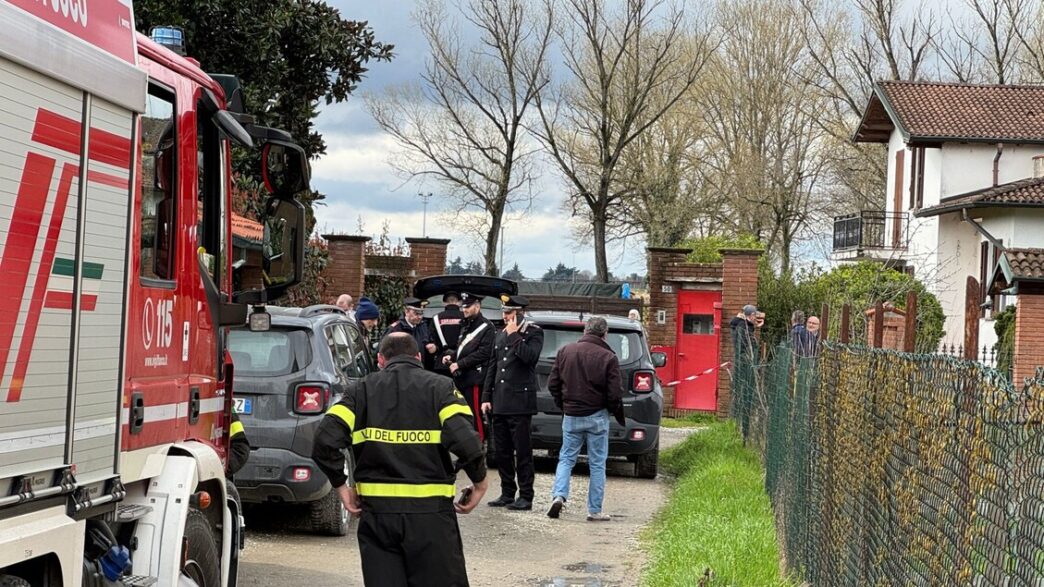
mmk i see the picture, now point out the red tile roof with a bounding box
[232,213,263,243]
[915,176,1044,217]
[855,81,1044,144]
[1004,248,1044,280]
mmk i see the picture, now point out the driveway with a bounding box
[239,427,695,587]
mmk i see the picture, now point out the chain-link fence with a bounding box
[732,340,1044,585]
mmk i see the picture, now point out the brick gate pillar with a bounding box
[323,235,370,301]
[406,237,451,279]
[646,247,690,348]
[1013,285,1044,383]
[718,249,763,417]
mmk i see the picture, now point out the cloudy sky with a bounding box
[312,1,649,279]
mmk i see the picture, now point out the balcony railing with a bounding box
[832,210,908,253]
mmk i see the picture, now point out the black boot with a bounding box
[487,495,515,507]
[507,497,532,511]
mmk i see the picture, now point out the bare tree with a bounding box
[534,0,714,282]
[797,0,938,214]
[366,0,552,276]
[937,0,1031,83]
[696,0,831,274]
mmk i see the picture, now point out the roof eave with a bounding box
[908,134,1044,146]
[852,86,904,144]
[914,201,1044,218]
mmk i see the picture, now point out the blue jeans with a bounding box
[551,410,610,514]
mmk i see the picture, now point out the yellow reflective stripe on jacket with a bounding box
[230,420,245,438]
[355,482,455,498]
[327,404,356,431]
[438,403,472,425]
[352,428,442,445]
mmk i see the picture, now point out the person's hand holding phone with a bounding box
[481,402,492,415]
[455,477,489,514]
[504,315,520,335]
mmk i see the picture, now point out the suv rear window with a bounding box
[539,327,643,364]
[229,328,312,376]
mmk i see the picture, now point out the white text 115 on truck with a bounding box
[0,1,308,585]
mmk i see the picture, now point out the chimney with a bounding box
[1035,154,1044,178]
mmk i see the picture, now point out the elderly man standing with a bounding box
[545,317,623,522]
[336,294,356,321]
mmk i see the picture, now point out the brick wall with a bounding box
[406,237,450,279]
[717,249,763,417]
[323,235,370,300]
[1014,290,1044,383]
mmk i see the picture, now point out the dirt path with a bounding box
[239,427,695,587]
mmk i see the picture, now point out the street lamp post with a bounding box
[419,192,432,237]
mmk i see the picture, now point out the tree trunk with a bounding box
[485,206,503,277]
[592,207,609,282]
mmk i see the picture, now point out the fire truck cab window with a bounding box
[139,86,177,283]
[196,98,228,290]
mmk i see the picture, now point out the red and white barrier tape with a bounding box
[663,362,732,387]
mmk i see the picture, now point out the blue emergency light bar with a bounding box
[150,26,186,56]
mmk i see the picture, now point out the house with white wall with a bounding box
[838,81,1044,351]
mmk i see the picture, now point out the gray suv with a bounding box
[229,305,375,535]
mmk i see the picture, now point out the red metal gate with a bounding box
[674,290,721,410]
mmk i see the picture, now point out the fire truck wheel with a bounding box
[0,576,31,587]
[309,489,350,536]
[181,508,221,587]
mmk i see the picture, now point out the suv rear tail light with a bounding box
[294,384,329,414]
[633,371,655,393]
[290,467,311,482]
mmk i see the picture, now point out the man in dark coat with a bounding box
[383,297,438,370]
[546,316,623,522]
[730,304,761,364]
[432,292,465,377]
[481,294,544,511]
[445,292,495,440]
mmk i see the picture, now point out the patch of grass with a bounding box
[661,412,718,428]
[642,421,794,587]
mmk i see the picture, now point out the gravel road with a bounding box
[238,427,695,587]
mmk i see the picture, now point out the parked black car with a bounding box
[228,305,375,535]
[414,276,665,478]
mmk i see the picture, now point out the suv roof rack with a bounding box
[299,304,347,318]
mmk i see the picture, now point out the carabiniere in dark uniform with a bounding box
[448,292,495,440]
[482,294,543,511]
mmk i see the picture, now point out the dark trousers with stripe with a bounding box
[358,510,469,587]
[492,414,534,501]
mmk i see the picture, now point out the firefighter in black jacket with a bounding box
[227,410,250,477]
[312,333,488,587]
[444,292,495,440]
[481,294,544,511]
[432,291,465,377]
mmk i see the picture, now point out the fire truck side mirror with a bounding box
[261,141,309,199]
[259,197,305,302]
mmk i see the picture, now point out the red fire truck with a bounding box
[0,0,308,585]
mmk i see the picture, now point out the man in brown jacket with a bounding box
[545,316,624,521]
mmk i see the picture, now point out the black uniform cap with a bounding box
[403,297,428,311]
[459,292,484,307]
[499,294,529,310]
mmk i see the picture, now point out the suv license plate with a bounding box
[233,398,252,415]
